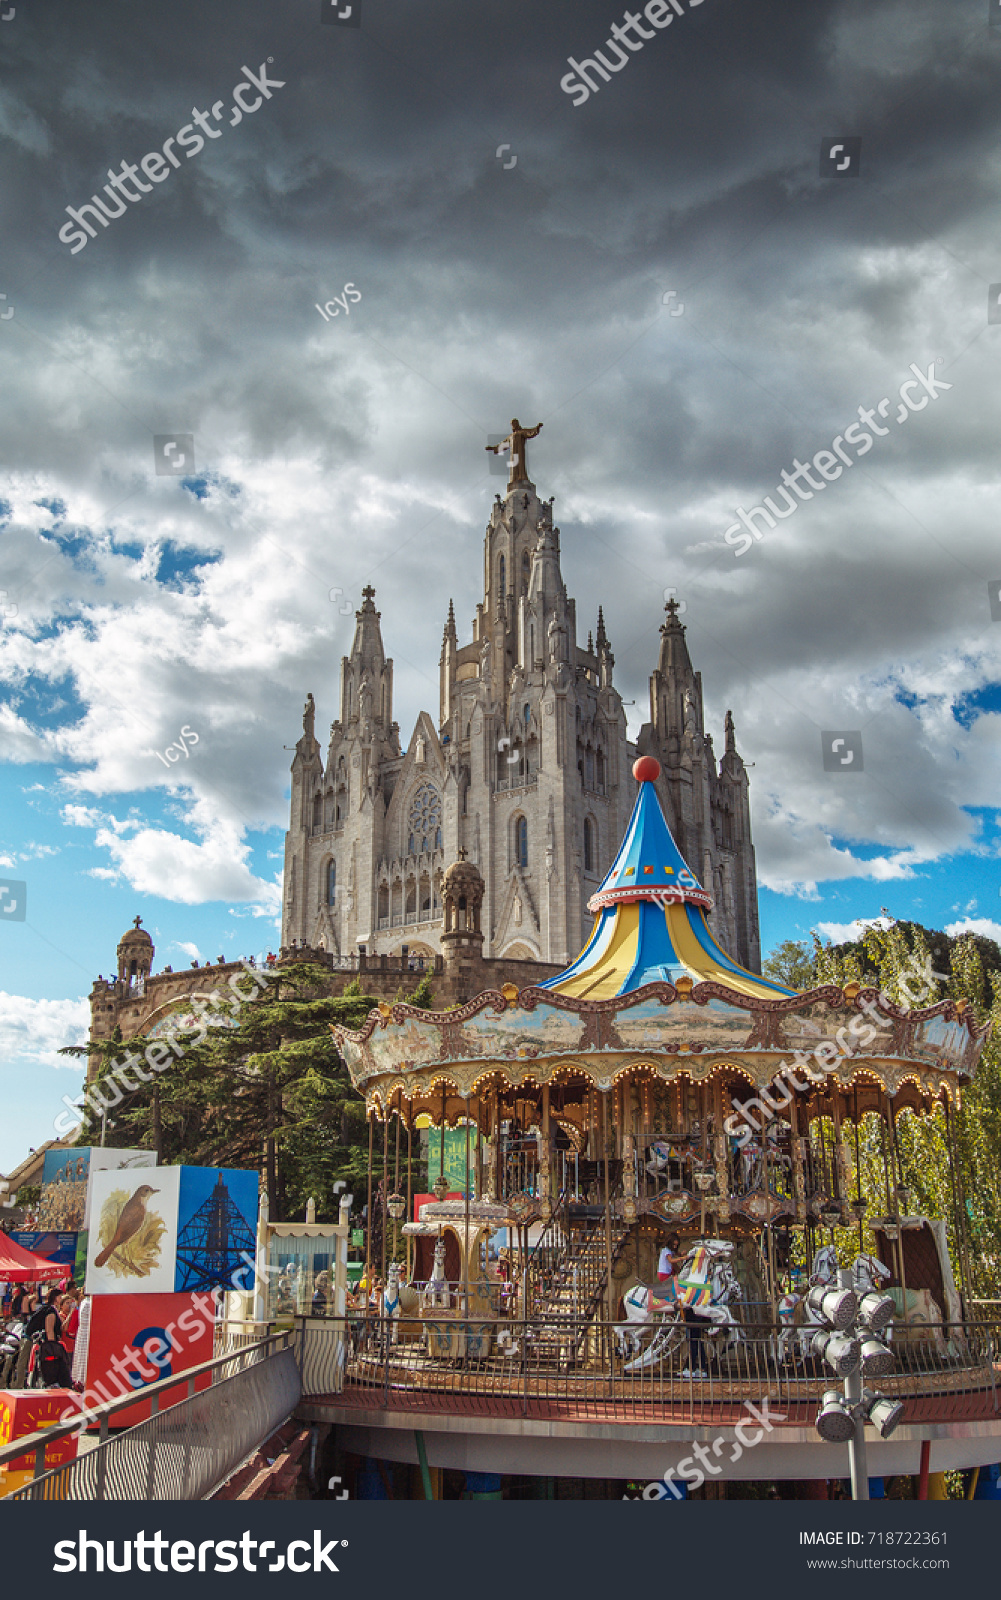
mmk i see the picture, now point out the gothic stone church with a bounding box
[282,424,763,972]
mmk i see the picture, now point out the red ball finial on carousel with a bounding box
[632,755,661,784]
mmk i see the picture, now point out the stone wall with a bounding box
[88,949,563,1080]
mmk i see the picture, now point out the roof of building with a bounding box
[542,757,794,1002]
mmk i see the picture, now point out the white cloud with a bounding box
[814,916,896,944]
[92,809,280,912]
[0,992,90,1071]
[174,940,203,961]
[944,917,1001,944]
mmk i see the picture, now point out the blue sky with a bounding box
[3,0,1001,1175]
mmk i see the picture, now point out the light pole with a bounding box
[813,1268,903,1500]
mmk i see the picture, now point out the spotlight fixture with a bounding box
[386,1192,407,1221]
[813,1329,861,1377]
[862,1389,904,1439]
[857,1291,895,1333]
[807,1283,858,1329]
[816,1389,855,1444]
[812,1265,898,1500]
[860,1337,895,1378]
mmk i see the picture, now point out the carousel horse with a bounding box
[645,1140,673,1178]
[617,1241,743,1373]
[422,1235,451,1311]
[383,1260,402,1343]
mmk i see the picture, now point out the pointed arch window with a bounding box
[407,782,442,856]
[521,548,530,593]
[499,555,506,598]
[515,815,528,870]
[583,818,595,874]
[327,861,337,905]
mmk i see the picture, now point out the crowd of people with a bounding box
[1,1280,84,1391]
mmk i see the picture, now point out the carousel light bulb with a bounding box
[860,1337,895,1378]
[857,1291,894,1333]
[816,1390,855,1444]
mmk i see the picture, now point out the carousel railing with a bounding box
[299,1313,1001,1427]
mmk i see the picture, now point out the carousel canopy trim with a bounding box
[329,982,984,1106]
[541,758,794,1002]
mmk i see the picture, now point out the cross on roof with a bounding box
[362,584,376,601]
[664,597,682,621]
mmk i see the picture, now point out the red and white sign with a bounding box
[84,1291,215,1428]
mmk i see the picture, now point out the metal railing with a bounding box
[298,1314,1001,1427]
[3,1330,299,1501]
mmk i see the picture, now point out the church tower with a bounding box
[281,420,762,972]
[639,598,760,969]
[437,421,632,963]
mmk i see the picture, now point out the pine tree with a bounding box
[60,962,384,1222]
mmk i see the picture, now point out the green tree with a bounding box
[761,938,818,991]
[61,962,385,1222]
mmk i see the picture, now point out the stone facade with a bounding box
[281,441,762,973]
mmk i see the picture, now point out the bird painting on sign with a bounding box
[85,1166,181,1295]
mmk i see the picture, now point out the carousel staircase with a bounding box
[526,1213,631,1365]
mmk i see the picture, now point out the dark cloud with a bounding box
[0,0,998,904]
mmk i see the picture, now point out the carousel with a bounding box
[329,757,990,1411]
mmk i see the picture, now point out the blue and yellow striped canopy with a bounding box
[542,761,794,1003]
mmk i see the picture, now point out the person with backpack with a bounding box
[19,1288,71,1389]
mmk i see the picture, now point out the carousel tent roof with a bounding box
[542,756,795,1003]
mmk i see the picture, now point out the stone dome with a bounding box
[441,851,484,899]
[117,915,154,983]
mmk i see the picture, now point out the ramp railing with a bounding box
[2,1329,300,1501]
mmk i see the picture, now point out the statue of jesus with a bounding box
[486,418,543,490]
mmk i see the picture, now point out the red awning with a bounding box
[0,1232,70,1283]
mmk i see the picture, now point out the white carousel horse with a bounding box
[383,1260,402,1343]
[422,1235,451,1311]
[645,1140,672,1179]
[618,1241,743,1373]
[852,1251,891,1295]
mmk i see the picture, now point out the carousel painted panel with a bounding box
[458,1003,586,1059]
[611,996,749,1053]
[914,1011,979,1072]
[364,1016,443,1073]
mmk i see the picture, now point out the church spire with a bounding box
[341,585,393,728]
[596,606,608,652]
[657,595,694,681]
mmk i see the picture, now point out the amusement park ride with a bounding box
[323,757,997,1488]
